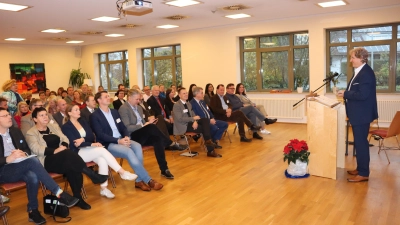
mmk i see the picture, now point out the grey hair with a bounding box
[192,87,203,97]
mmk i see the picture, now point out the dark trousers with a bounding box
[239,106,266,125]
[227,111,253,136]
[0,157,60,212]
[155,115,171,138]
[210,120,228,141]
[353,123,371,177]
[44,150,86,199]
[186,118,212,141]
[130,124,172,172]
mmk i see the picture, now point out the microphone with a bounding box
[323,72,339,82]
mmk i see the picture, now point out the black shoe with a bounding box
[28,209,46,225]
[0,206,9,217]
[59,192,79,207]
[240,136,252,142]
[214,142,222,149]
[161,169,174,179]
[253,132,263,140]
[76,199,91,210]
[264,118,277,125]
[170,144,188,151]
[250,125,261,131]
[192,134,201,142]
[82,167,108,184]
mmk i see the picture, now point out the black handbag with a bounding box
[43,194,71,223]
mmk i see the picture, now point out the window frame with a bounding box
[98,50,129,91]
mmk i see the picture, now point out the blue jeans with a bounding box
[107,141,151,183]
[210,120,228,142]
[0,157,60,212]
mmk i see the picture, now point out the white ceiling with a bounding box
[1,0,399,46]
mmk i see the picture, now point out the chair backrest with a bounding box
[387,111,400,138]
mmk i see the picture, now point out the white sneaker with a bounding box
[120,171,138,181]
[100,188,115,199]
[260,129,271,134]
[1,195,10,203]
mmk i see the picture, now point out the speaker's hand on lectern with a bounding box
[336,90,345,97]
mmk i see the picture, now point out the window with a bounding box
[142,45,182,88]
[99,51,128,91]
[240,32,309,92]
[327,24,400,92]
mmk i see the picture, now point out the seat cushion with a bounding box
[369,129,388,138]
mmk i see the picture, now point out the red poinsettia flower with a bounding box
[283,139,310,165]
[283,145,291,154]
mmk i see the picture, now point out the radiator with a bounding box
[377,100,400,122]
[252,98,305,119]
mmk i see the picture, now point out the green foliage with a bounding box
[283,151,310,165]
[69,62,90,88]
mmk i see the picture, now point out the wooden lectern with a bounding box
[306,95,346,180]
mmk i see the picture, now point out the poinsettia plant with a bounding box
[283,139,310,165]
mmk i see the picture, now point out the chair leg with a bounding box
[233,123,238,134]
[119,158,124,167]
[81,186,87,199]
[2,215,9,225]
[109,168,116,189]
[226,128,232,143]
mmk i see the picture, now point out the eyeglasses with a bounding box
[34,105,43,107]
[0,114,11,118]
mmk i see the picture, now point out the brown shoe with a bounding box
[347,169,358,175]
[207,150,222,158]
[205,140,216,147]
[135,181,151,191]
[347,175,369,182]
[148,179,163,190]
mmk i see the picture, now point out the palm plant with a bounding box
[69,62,90,88]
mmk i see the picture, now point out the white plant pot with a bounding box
[332,86,338,95]
[287,159,308,176]
[297,87,303,93]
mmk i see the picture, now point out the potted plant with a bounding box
[296,76,304,93]
[69,62,91,88]
[283,139,310,178]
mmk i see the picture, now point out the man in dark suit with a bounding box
[0,107,78,224]
[210,84,260,142]
[337,47,378,182]
[53,99,68,127]
[80,95,96,124]
[147,85,173,134]
[190,87,228,149]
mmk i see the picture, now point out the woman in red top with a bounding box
[14,101,30,128]
[72,90,86,109]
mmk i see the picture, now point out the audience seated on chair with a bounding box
[147,85,174,134]
[0,97,19,128]
[113,90,126,110]
[165,88,176,115]
[64,87,74,105]
[204,83,214,106]
[188,84,197,102]
[14,101,31,129]
[21,99,56,135]
[80,95,96,124]
[142,86,151,102]
[53,99,68,127]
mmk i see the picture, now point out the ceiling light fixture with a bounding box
[41,29,66,33]
[165,0,201,7]
[5,38,25,41]
[0,2,29,12]
[66,41,84,44]
[317,0,347,8]
[225,13,251,19]
[156,24,179,29]
[91,16,120,22]
[105,34,125,37]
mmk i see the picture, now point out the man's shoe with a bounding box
[207,151,222,158]
[148,179,163,190]
[347,175,369,182]
[161,169,174,179]
[205,139,216,147]
[100,188,115,199]
[59,191,79,207]
[120,171,138,181]
[76,199,91,210]
[240,136,252,142]
[265,118,277,125]
[170,144,188,151]
[214,142,222,149]
[347,170,358,175]
[250,125,261,131]
[135,181,151,192]
[253,132,263,140]
[0,206,9,217]
[192,134,201,142]
[28,209,46,225]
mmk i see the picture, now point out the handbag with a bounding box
[43,194,72,223]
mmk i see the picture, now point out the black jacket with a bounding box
[0,127,31,167]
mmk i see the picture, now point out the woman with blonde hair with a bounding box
[14,101,31,128]
[46,95,59,115]
[0,79,24,115]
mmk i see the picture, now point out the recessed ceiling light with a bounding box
[317,0,347,8]
[41,29,66,33]
[0,2,29,12]
[105,34,125,37]
[91,16,120,22]
[165,0,201,7]
[66,41,84,44]
[156,24,179,29]
[5,38,25,41]
[225,14,251,19]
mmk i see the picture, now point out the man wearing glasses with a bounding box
[142,86,151,102]
[0,97,18,128]
[21,99,58,135]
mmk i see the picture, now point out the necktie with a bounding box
[199,101,209,118]
[183,103,191,117]
[155,97,167,119]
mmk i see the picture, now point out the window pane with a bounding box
[154,59,172,88]
[329,46,348,90]
[352,26,392,42]
[143,48,151,58]
[261,51,288,89]
[243,52,257,91]
[260,35,289,48]
[398,25,400,39]
[154,46,172,57]
[243,38,256,49]
[108,52,123,61]
[125,61,129,87]
[396,42,400,91]
[125,51,128,60]
[362,45,390,90]
[100,64,108,90]
[330,30,347,43]
[108,63,123,90]
[143,60,152,87]
[100,54,107,62]
[294,33,309,46]
[293,48,309,90]
[175,45,181,55]
[176,57,182,87]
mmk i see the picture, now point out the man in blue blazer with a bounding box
[190,87,228,149]
[337,47,378,182]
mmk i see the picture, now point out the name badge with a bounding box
[116,118,121,123]
[206,106,209,110]
[148,106,151,109]
[226,100,229,103]
[183,109,188,113]
[143,114,145,119]
[50,119,54,124]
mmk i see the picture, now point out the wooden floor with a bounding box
[3,123,400,225]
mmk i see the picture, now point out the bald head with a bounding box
[57,99,67,113]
